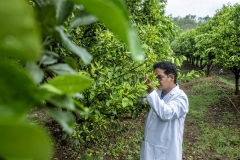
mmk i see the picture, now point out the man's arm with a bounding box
[147,90,189,121]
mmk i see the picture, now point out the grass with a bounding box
[186,79,224,121]
[183,77,240,159]
[197,124,239,158]
[219,77,235,89]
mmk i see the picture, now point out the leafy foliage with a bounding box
[171,3,240,94]
[65,1,181,157]
[0,0,144,159]
[212,3,240,94]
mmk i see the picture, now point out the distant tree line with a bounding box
[171,14,211,31]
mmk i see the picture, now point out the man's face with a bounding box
[154,68,174,91]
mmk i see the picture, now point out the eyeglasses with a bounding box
[155,75,165,81]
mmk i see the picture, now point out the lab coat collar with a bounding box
[157,84,179,99]
[169,84,179,95]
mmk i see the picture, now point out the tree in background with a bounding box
[212,3,240,95]
[195,33,216,76]
[193,19,219,75]
[197,15,211,24]
[171,29,196,64]
[171,14,211,32]
[170,3,240,95]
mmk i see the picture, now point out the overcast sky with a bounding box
[165,0,239,18]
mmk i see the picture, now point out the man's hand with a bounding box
[145,74,155,93]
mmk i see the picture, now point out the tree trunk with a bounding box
[195,59,199,67]
[191,58,194,65]
[230,66,240,95]
[200,58,203,69]
[234,72,239,95]
[205,62,213,77]
[206,64,210,77]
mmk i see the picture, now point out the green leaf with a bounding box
[40,84,63,95]
[171,57,175,64]
[128,28,145,61]
[128,98,133,106]
[48,63,77,75]
[0,117,52,160]
[174,58,180,67]
[47,74,93,94]
[69,0,144,61]
[63,57,78,70]
[51,0,74,25]
[107,0,129,19]
[0,62,37,115]
[108,72,113,79]
[122,97,129,108]
[36,4,57,38]
[73,99,90,114]
[70,10,98,28]
[47,109,75,134]
[47,94,75,110]
[132,110,138,119]
[0,0,41,61]
[25,61,44,84]
[33,87,53,103]
[40,51,59,65]
[55,26,92,64]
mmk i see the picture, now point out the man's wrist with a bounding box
[147,87,154,93]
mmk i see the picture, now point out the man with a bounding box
[140,61,189,160]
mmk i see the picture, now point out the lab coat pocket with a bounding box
[152,143,167,160]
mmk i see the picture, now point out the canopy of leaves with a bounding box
[171,3,240,94]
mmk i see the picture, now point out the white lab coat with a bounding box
[140,85,189,160]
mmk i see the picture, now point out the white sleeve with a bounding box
[146,90,188,121]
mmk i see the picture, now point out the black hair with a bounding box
[153,61,178,84]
